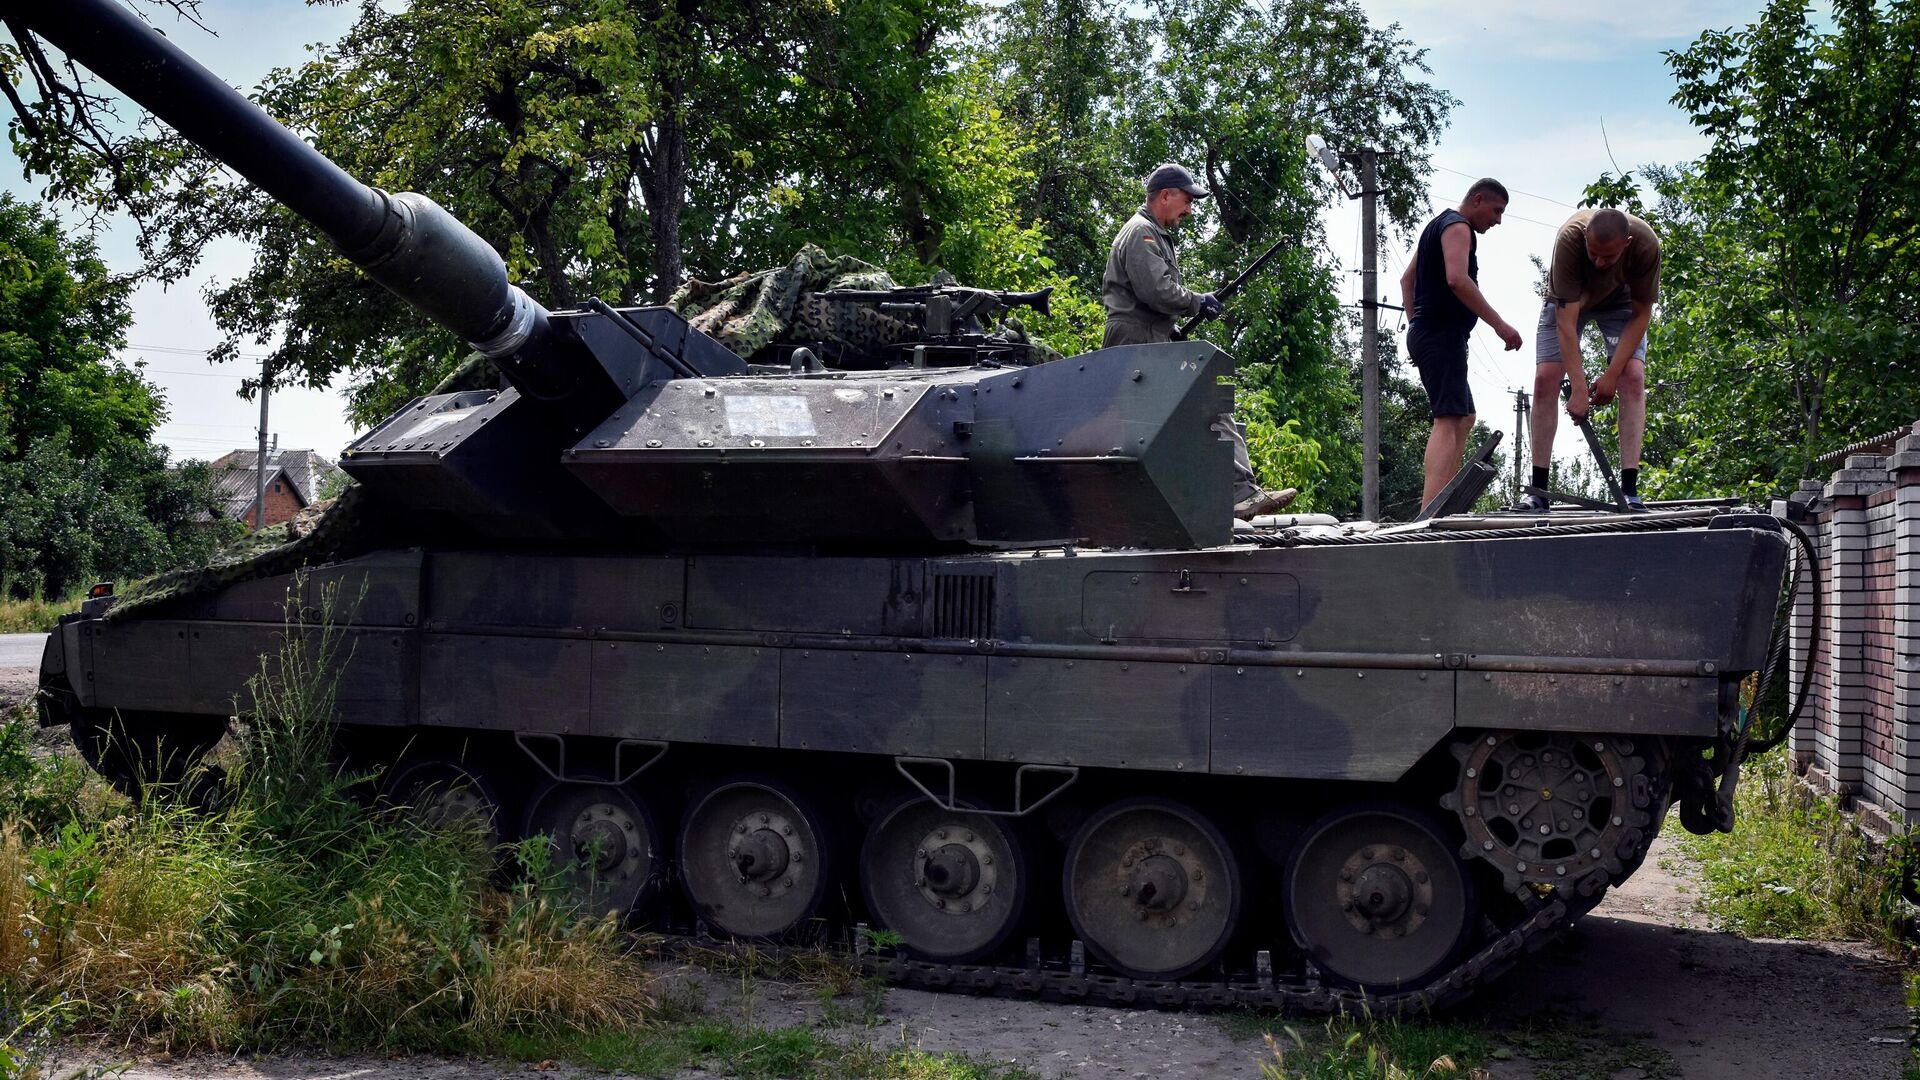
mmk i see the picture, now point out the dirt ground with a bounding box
[7,671,1909,1080]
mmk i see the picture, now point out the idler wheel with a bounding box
[385,753,509,850]
[680,779,831,940]
[1284,803,1475,991]
[1062,797,1241,980]
[1442,731,1653,891]
[523,778,661,919]
[860,798,1028,962]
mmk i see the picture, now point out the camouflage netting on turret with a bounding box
[670,244,1056,361]
[105,484,391,623]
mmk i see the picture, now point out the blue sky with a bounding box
[1,0,1771,473]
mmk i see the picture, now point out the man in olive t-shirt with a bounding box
[1523,207,1661,511]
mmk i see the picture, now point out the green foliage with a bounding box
[1642,0,1920,499]
[1677,750,1920,957]
[0,194,226,599]
[0,708,86,838]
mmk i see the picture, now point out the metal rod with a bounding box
[1359,148,1380,522]
[585,298,701,378]
[1173,234,1296,340]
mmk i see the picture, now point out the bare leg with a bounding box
[1530,361,1564,470]
[1421,414,1474,507]
[1616,358,1646,469]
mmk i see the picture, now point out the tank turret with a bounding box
[21,0,1233,548]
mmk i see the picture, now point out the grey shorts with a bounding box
[1534,302,1646,366]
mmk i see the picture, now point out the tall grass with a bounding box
[0,590,85,634]
[0,584,655,1073]
[1678,749,1919,955]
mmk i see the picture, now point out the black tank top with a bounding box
[1411,208,1476,332]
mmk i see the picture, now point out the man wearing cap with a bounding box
[1102,164,1291,517]
[1101,163,1223,347]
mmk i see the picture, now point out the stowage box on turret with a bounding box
[26,0,1790,1010]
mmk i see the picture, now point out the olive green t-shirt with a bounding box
[1546,209,1661,310]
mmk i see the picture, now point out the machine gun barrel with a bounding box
[13,0,596,409]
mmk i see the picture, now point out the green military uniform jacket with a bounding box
[1100,206,1202,347]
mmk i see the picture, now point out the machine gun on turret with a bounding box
[792,284,1055,369]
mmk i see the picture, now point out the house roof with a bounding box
[205,448,346,521]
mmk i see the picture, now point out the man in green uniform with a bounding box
[1523,207,1662,511]
[1101,164,1293,517]
[1101,163,1222,347]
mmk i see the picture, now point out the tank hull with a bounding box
[37,515,1787,1007]
[45,523,1782,777]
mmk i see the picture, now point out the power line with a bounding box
[128,342,270,359]
[145,367,248,379]
[1431,164,1579,210]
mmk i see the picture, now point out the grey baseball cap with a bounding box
[1146,163,1210,198]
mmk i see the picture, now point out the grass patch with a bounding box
[0,591,84,634]
[1676,750,1919,955]
[1224,1011,1495,1080]
[0,589,655,1076]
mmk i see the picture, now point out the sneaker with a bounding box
[1517,492,1550,512]
[1623,494,1647,513]
[1234,487,1299,519]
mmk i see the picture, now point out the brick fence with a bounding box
[1787,424,1920,826]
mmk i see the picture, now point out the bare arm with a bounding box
[1399,255,1417,314]
[1441,223,1522,349]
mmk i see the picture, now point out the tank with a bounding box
[25,0,1791,1011]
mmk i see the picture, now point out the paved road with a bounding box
[0,632,46,673]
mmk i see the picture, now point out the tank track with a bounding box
[851,895,1569,1015]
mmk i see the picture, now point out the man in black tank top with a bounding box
[1398,178,1524,510]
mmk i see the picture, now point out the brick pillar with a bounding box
[1818,454,1889,795]
[1892,432,1920,822]
[1789,478,1827,770]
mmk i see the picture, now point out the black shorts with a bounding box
[1408,323,1473,418]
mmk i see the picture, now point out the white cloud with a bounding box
[1362,0,1764,60]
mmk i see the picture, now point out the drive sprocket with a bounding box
[1441,731,1657,892]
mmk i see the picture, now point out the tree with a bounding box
[1645,0,1920,499]
[0,194,224,598]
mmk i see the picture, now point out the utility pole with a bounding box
[253,363,271,531]
[1357,147,1380,522]
[1512,388,1530,503]
[1309,136,1391,521]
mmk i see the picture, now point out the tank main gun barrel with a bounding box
[12,0,588,406]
